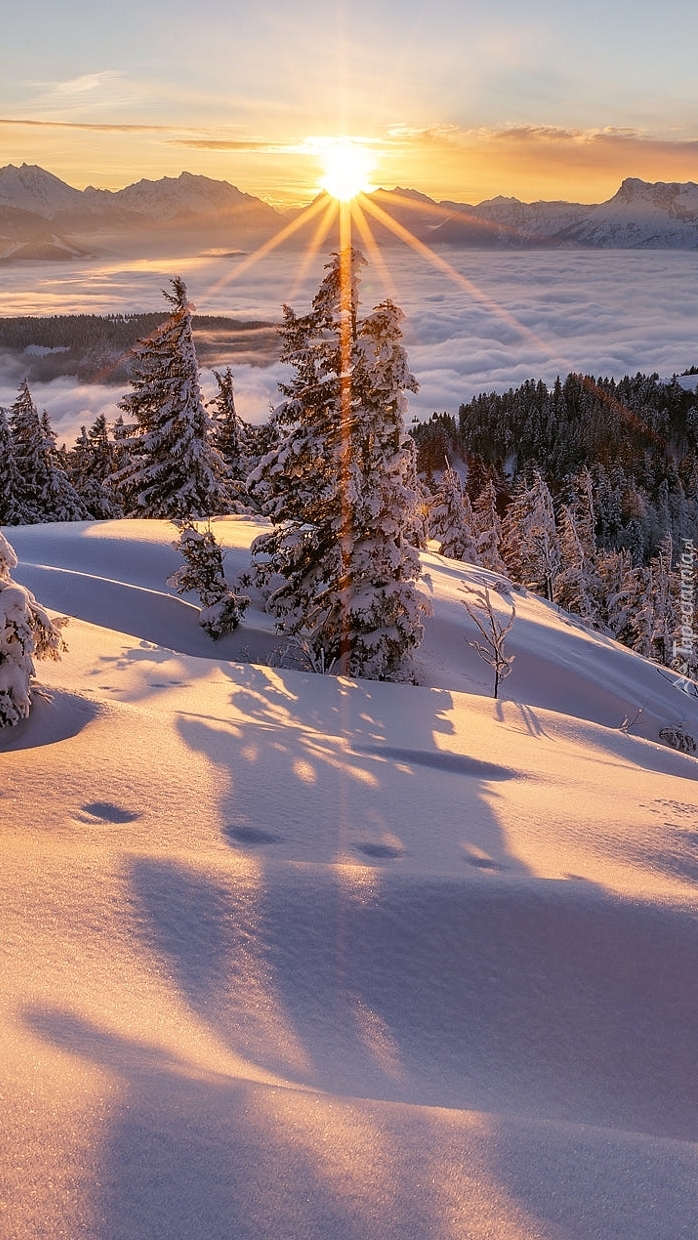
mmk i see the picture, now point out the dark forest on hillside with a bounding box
[0,313,279,384]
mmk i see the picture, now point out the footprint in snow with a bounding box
[464,852,508,872]
[224,825,282,846]
[355,841,405,860]
[77,802,141,824]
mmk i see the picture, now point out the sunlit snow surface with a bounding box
[2,517,698,1240]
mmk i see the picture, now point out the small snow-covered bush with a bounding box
[461,584,515,700]
[659,725,697,755]
[167,521,249,639]
[0,531,67,727]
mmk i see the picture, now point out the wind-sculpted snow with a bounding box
[2,517,698,1239]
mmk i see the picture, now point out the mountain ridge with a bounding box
[1,163,698,257]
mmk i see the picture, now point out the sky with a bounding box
[3,0,698,206]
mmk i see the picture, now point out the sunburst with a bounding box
[316,138,376,202]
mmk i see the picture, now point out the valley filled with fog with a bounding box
[1,246,697,444]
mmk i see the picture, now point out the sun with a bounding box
[315,139,376,202]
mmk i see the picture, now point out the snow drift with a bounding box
[2,516,697,1240]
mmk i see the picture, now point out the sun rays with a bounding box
[200,156,602,415]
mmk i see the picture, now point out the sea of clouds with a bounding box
[1,246,697,445]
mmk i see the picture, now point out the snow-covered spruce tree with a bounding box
[614,536,678,666]
[248,249,426,681]
[111,279,231,519]
[501,471,560,600]
[39,409,90,521]
[0,531,67,727]
[553,503,599,625]
[167,521,249,639]
[0,407,23,526]
[341,297,428,679]
[9,380,86,523]
[596,546,635,640]
[471,477,507,574]
[208,367,256,512]
[68,414,124,518]
[428,462,478,561]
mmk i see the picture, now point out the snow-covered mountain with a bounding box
[82,170,279,225]
[2,164,698,255]
[556,176,698,248]
[0,164,282,258]
[0,164,278,224]
[430,195,591,246]
[0,162,87,219]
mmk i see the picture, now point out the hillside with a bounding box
[1,516,697,1239]
[0,312,280,385]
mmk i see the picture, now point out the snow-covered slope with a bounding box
[2,517,698,1240]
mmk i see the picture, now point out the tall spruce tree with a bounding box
[249,249,426,680]
[111,278,230,518]
[472,478,507,574]
[208,367,255,511]
[554,503,598,624]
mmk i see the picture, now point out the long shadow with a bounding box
[21,662,698,1237]
[125,859,698,1137]
[23,868,698,1237]
[177,666,526,873]
[23,1008,393,1240]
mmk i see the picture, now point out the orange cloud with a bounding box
[379,125,698,204]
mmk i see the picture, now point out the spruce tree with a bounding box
[167,521,249,638]
[111,278,230,519]
[9,380,85,523]
[249,250,425,681]
[554,503,598,624]
[68,415,123,518]
[38,410,87,521]
[342,296,427,679]
[501,471,560,600]
[429,463,478,562]
[0,408,22,526]
[208,367,255,511]
[472,478,507,574]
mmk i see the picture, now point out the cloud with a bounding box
[173,139,289,153]
[51,72,122,97]
[0,116,170,133]
[376,124,698,205]
[1,248,697,445]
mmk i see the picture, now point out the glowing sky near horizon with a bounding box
[2,0,698,205]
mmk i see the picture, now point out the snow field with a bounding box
[2,516,698,1239]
